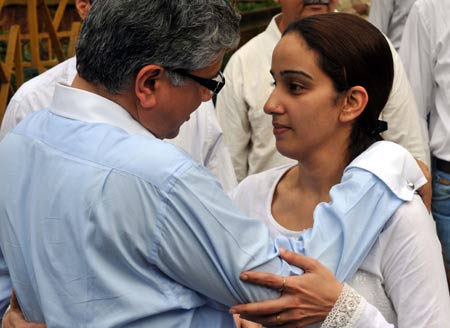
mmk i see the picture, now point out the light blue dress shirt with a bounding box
[0,84,405,327]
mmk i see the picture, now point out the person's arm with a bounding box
[199,101,238,192]
[368,0,393,36]
[399,3,433,150]
[230,249,394,328]
[379,37,430,167]
[153,142,423,304]
[216,53,252,182]
[380,196,450,327]
[0,98,27,141]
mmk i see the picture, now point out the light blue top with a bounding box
[0,84,404,327]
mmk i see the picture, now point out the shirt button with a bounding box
[407,181,415,190]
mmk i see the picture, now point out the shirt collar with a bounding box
[50,83,155,138]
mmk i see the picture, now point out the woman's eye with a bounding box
[289,83,305,92]
[270,80,277,87]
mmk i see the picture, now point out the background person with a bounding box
[399,0,450,266]
[369,0,418,51]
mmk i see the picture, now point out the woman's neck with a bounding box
[271,146,348,232]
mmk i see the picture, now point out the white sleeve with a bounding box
[368,0,393,36]
[202,102,238,192]
[379,37,430,167]
[321,284,394,328]
[0,98,27,140]
[352,302,395,328]
[399,4,433,154]
[381,197,450,327]
[216,53,252,181]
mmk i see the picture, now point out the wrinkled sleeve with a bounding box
[152,163,404,307]
[380,37,430,167]
[276,168,404,281]
[368,0,393,35]
[153,165,298,309]
[399,4,433,155]
[0,98,25,140]
[202,103,237,192]
[216,54,252,181]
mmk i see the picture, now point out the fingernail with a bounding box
[240,273,248,281]
[229,308,236,314]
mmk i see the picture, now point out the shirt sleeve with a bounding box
[353,302,395,328]
[201,103,238,192]
[380,197,450,327]
[399,4,433,152]
[379,37,430,167]
[152,162,405,308]
[275,168,404,281]
[0,98,26,140]
[321,284,395,328]
[368,0,393,35]
[216,53,252,181]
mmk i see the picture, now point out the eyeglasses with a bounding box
[173,69,225,96]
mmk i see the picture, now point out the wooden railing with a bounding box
[0,0,80,120]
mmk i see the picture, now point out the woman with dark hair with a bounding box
[231,13,450,327]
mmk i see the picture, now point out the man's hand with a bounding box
[2,291,45,328]
[416,159,432,212]
[230,249,343,327]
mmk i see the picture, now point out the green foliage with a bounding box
[236,0,279,12]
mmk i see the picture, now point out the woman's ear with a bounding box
[339,86,368,123]
[134,65,164,110]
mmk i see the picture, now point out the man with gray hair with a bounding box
[0,0,427,327]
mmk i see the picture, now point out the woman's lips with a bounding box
[272,123,290,136]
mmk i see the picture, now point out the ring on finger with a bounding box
[276,312,282,324]
[278,277,286,292]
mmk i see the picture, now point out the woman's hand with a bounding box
[230,249,343,327]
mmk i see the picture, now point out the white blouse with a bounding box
[231,142,450,327]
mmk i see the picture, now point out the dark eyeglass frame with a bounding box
[173,69,225,95]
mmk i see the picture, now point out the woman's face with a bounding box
[264,33,346,161]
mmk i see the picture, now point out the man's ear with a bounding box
[134,65,164,109]
[75,0,91,20]
[339,86,368,123]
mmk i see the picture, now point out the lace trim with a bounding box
[321,284,366,328]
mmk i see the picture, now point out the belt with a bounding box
[436,158,450,174]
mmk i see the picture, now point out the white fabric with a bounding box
[369,0,418,51]
[399,0,450,162]
[216,14,430,182]
[231,142,450,327]
[0,57,237,191]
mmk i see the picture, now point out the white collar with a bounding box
[50,83,155,138]
[346,141,427,201]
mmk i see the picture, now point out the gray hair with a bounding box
[76,0,241,93]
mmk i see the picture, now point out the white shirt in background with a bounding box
[369,0,417,51]
[399,0,450,162]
